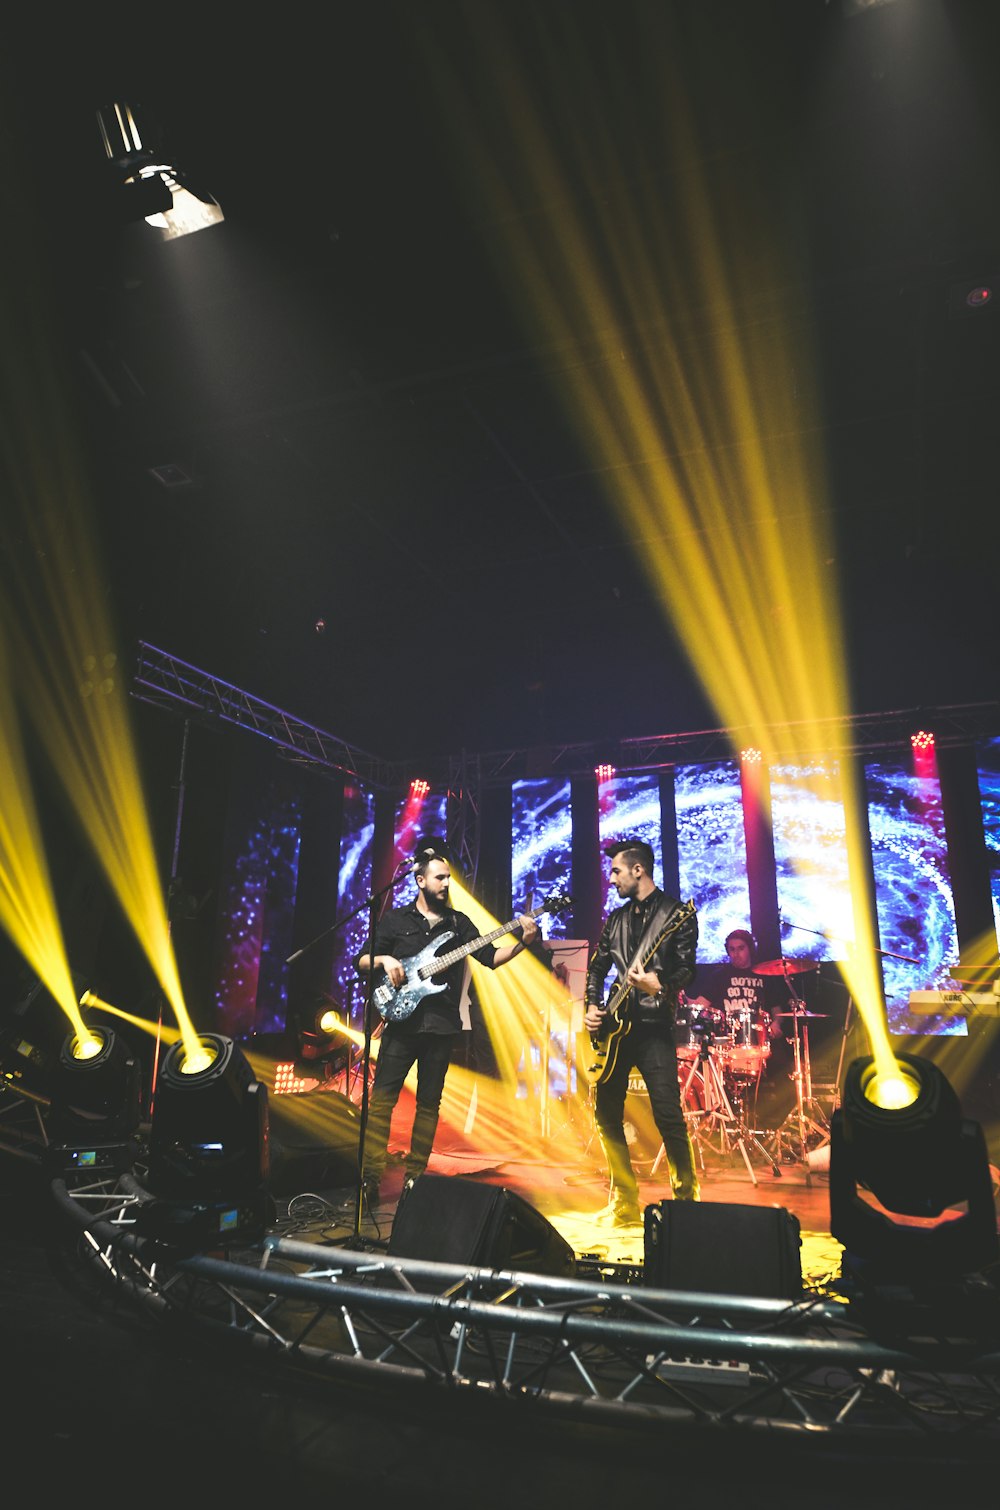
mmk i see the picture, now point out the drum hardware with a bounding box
[755,957,820,976]
[718,1007,771,1077]
[768,1002,831,1184]
[653,1032,782,1187]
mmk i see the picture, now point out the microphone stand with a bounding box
[285,855,413,1240]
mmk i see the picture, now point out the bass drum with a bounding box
[721,1009,771,1076]
[674,1004,727,1062]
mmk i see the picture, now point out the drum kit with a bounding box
[668,955,831,1186]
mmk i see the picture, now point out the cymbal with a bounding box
[755,957,819,976]
[773,1009,827,1018]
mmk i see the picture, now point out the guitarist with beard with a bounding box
[355,841,538,1211]
[584,839,700,1226]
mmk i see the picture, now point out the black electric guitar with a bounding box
[373,891,573,1023]
[584,899,696,1087]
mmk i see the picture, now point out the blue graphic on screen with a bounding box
[865,759,961,1034]
[334,782,376,1017]
[770,760,851,966]
[598,773,661,918]
[392,791,449,907]
[674,762,750,965]
[511,779,571,939]
[977,736,1000,944]
[214,795,301,1038]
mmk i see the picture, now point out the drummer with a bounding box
[685,929,778,1022]
[683,929,793,1122]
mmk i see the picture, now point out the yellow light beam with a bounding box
[0,101,199,1062]
[417,11,896,1079]
[0,628,90,1044]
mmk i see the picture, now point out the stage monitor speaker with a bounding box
[388,1174,576,1277]
[643,1201,802,1299]
[267,1090,360,1196]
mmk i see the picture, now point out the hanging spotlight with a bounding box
[136,1034,272,1252]
[829,1052,999,1291]
[97,101,224,240]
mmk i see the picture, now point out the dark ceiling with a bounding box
[6,0,1000,767]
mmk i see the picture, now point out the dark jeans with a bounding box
[361,1030,456,1186]
[594,1022,698,1203]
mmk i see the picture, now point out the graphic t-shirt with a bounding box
[693,964,779,1019]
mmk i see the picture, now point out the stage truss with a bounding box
[44,1159,1000,1459]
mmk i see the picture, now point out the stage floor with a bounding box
[277,1125,844,1292]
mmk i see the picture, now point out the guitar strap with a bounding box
[629,896,675,973]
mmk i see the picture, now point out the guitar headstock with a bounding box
[539,890,573,917]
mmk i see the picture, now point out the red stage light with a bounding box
[595,764,615,782]
[966,285,992,309]
[410,778,430,798]
[911,730,935,751]
[741,747,762,764]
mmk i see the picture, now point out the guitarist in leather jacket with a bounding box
[584,839,700,1225]
[355,845,538,1211]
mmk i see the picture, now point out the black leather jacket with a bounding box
[586,890,698,1023]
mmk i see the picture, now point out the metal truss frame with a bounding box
[472,702,1000,785]
[45,1165,1000,1457]
[131,641,394,789]
[446,749,482,885]
[130,642,1000,797]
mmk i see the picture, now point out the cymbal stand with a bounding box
[655,1038,777,1187]
[723,1061,784,1182]
[772,1004,830,1186]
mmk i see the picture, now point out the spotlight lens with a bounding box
[179,1042,217,1075]
[71,1032,103,1062]
[317,1009,340,1035]
[864,1068,920,1110]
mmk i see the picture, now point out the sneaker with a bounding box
[595,1198,642,1228]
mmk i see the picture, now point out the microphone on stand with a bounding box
[411,835,453,866]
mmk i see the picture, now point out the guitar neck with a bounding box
[426,911,538,977]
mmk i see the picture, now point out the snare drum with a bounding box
[721,1009,771,1075]
[675,1004,727,1060]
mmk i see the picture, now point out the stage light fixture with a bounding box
[740,747,762,764]
[44,1026,143,1175]
[137,1034,272,1251]
[296,1003,353,1065]
[97,101,224,240]
[47,1025,142,1139]
[145,1034,268,1199]
[910,730,935,750]
[409,778,430,798]
[595,763,615,782]
[829,1052,999,1289]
